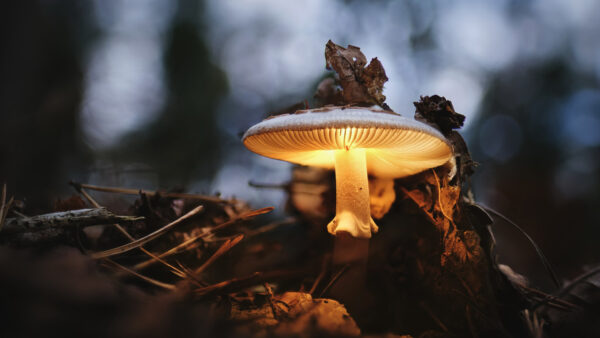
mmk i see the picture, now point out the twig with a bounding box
[533,266,600,310]
[2,208,143,234]
[450,288,513,338]
[0,184,14,231]
[74,186,187,277]
[249,181,323,196]
[0,183,6,230]
[248,181,289,190]
[79,187,101,208]
[319,264,350,297]
[556,265,600,298]
[89,205,204,259]
[264,282,279,319]
[70,182,229,204]
[104,258,175,290]
[309,255,330,295]
[465,304,478,338]
[482,205,561,289]
[419,302,449,332]
[132,207,272,270]
[516,283,578,310]
[242,217,296,237]
[194,270,306,298]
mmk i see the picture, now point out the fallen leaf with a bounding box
[325,40,389,108]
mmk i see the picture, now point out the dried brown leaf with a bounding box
[360,57,388,106]
[414,95,465,135]
[325,40,389,107]
[314,77,344,106]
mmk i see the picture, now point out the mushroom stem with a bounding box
[327,148,378,238]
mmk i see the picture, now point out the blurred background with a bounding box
[1,0,598,291]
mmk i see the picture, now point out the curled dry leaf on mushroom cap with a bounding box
[243,106,453,238]
[324,40,389,108]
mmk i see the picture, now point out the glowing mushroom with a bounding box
[243,106,453,238]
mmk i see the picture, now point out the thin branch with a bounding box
[419,302,449,333]
[309,255,330,295]
[482,205,561,289]
[319,264,350,297]
[242,217,296,237]
[516,283,578,310]
[0,183,14,231]
[2,208,143,234]
[194,270,306,298]
[534,265,600,310]
[465,304,478,338]
[0,183,6,230]
[557,265,600,298]
[248,181,289,189]
[79,188,101,208]
[248,181,324,196]
[264,282,279,319]
[70,182,229,204]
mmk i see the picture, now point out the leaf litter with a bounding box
[0,41,597,338]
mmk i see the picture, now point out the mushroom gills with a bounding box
[327,148,378,238]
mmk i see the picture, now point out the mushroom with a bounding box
[368,178,396,220]
[243,106,452,239]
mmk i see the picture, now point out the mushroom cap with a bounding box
[243,107,453,178]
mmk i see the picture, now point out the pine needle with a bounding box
[90,205,204,259]
[73,186,186,277]
[104,258,175,290]
[132,207,272,271]
[319,264,350,298]
[195,234,244,274]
